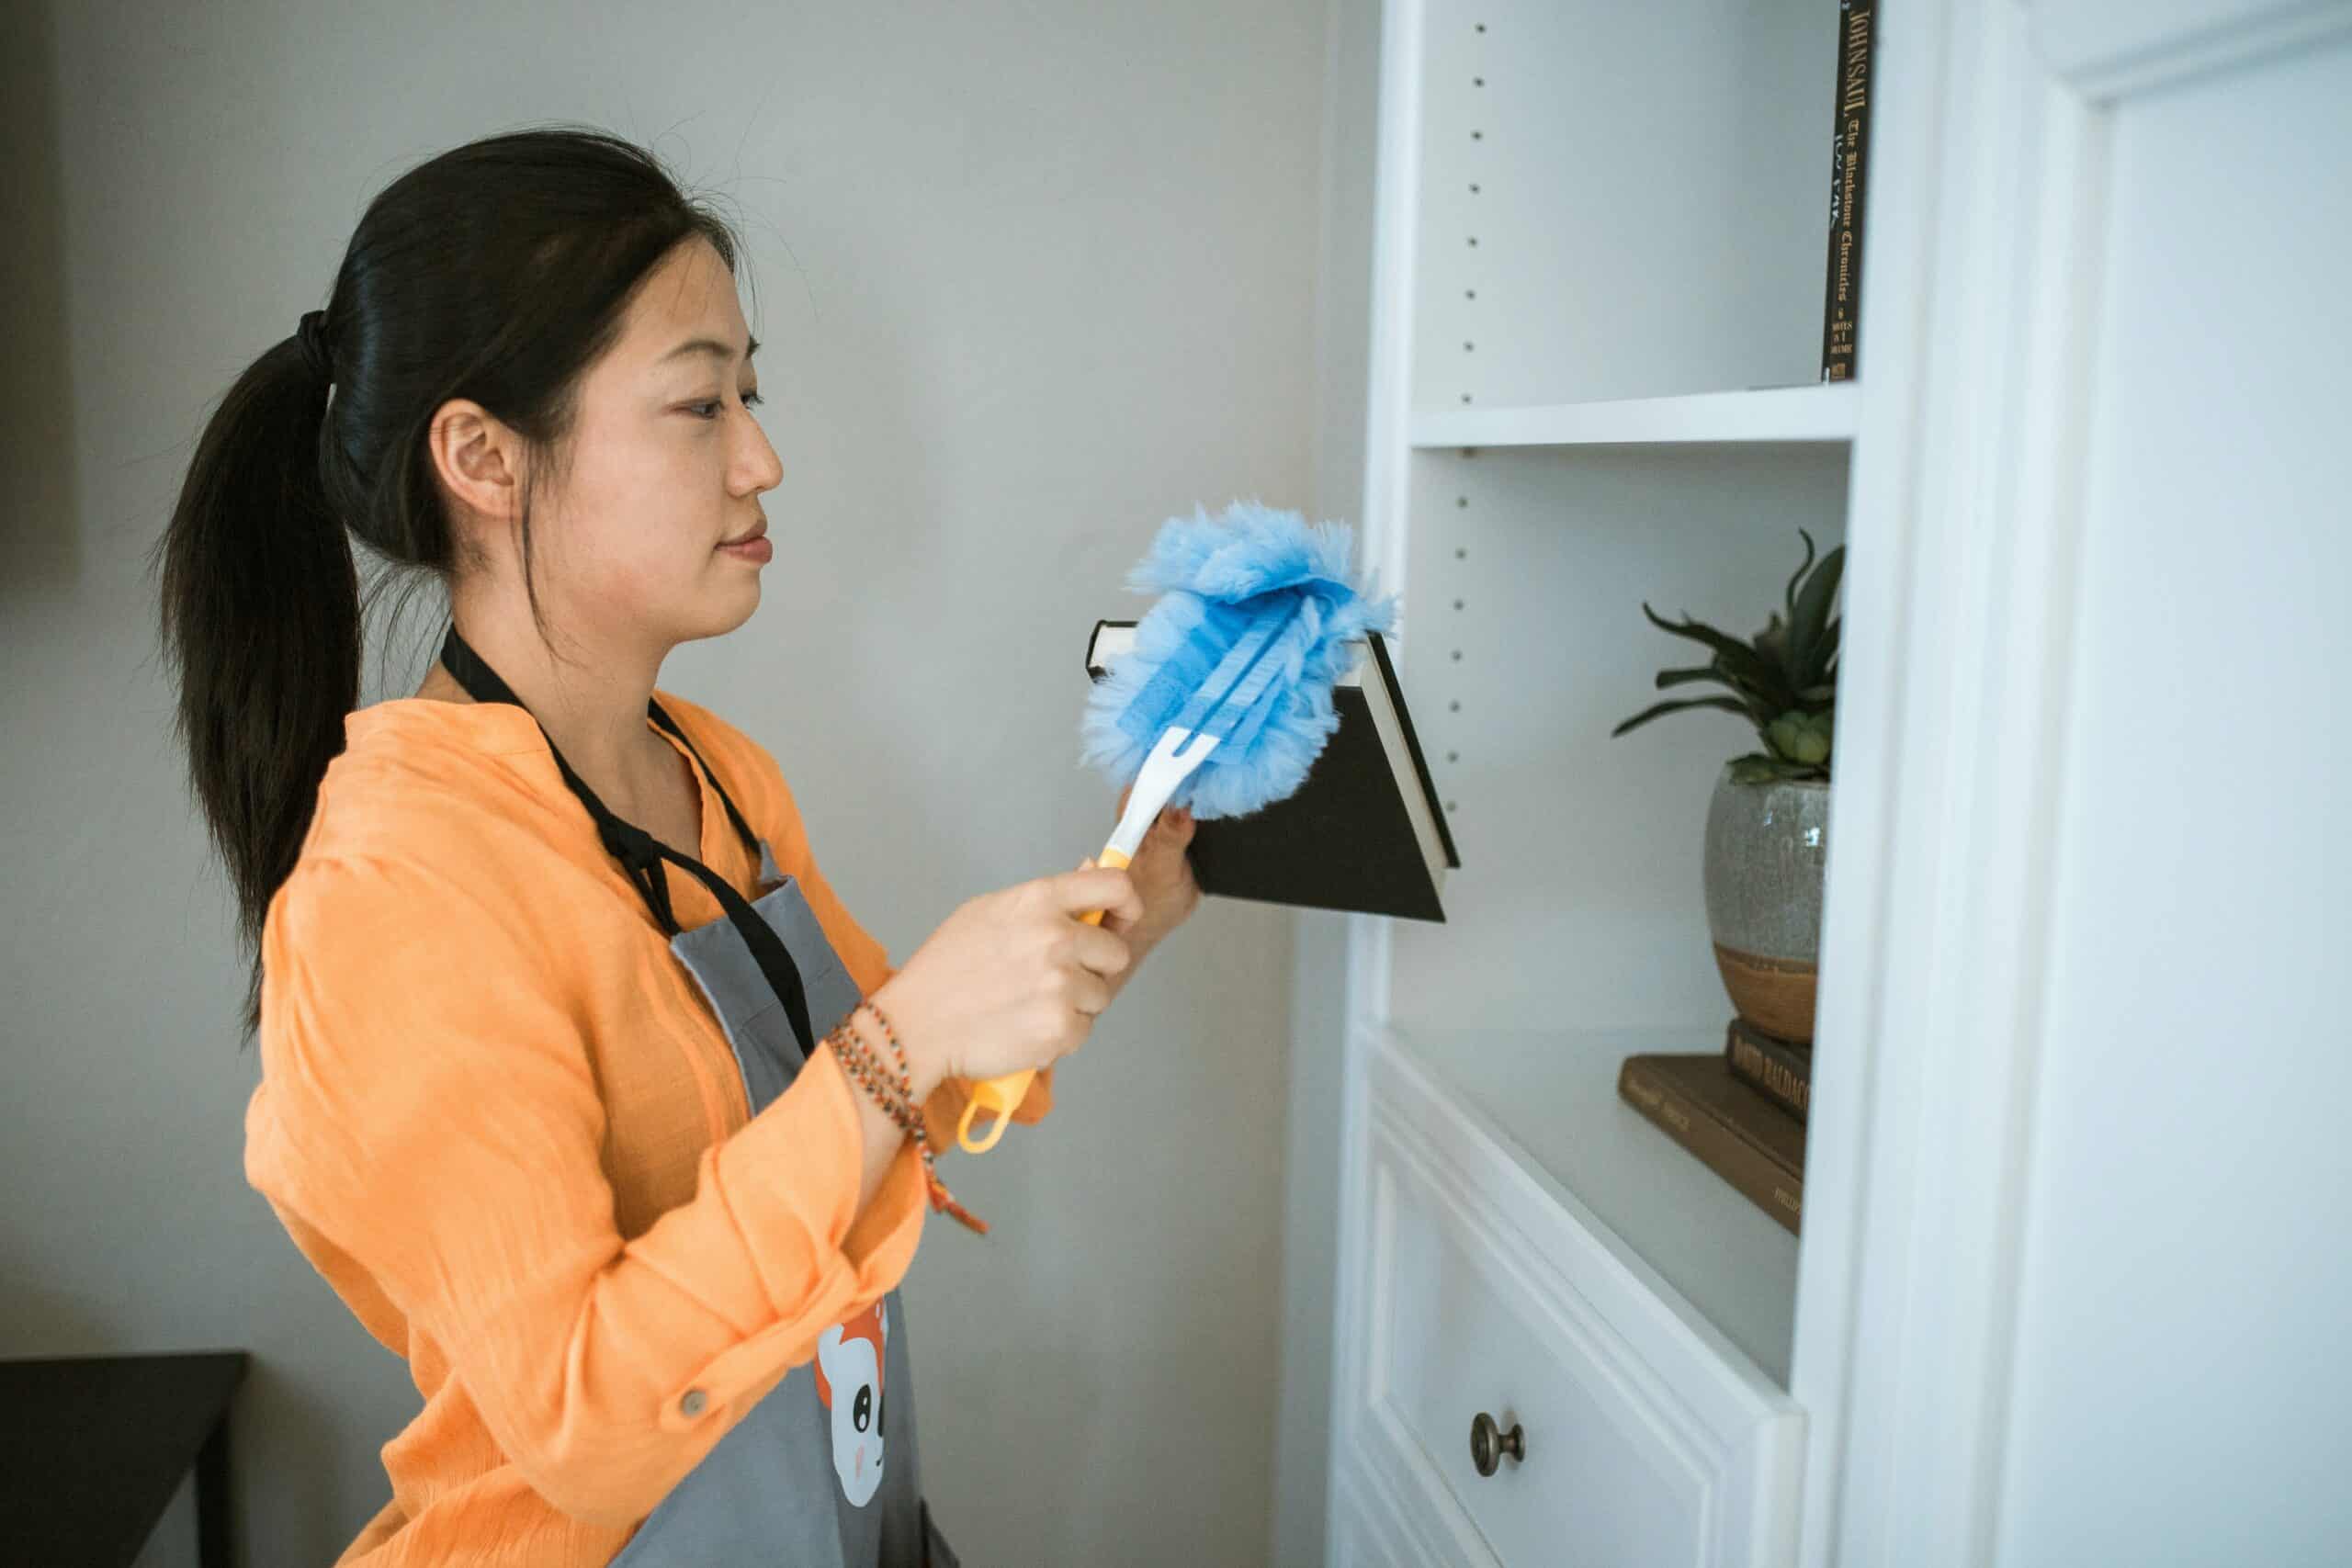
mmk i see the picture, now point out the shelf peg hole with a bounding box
[1449,700,1462,712]
[1455,547,1467,558]
[1447,751,1459,763]
[1456,496,1468,508]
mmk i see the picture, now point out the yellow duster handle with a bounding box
[956,843,1133,1153]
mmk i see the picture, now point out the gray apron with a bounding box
[435,626,960,1568]
[615,841,956,1567]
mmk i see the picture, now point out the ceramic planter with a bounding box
[1702,767,1828,1043]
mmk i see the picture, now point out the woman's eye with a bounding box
[690,391,763,420]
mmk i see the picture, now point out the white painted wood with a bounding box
[1336,1447,1487,1568]
[1408,385,1861,450]
[1408,0,1840,409]
[1783,2,2352,1566]
[1379,1022,1798,1386]
[1384,443,1849,1040]
[2030,0,2352,96]
[1322,1,1422,1546]
[1361,1137,1710,1567]
[1992,29,2352,1568]
[1332,1020,1487,1568]
[1358,0,1427,654]
[1338,1033,1804,1567]
[1794,9,2115,1564]
[1328,1,1843,1563]
[1324,0,2346,1559]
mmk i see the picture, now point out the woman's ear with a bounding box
[424,397,528,552]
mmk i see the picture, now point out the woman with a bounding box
[155,125,1199,1565]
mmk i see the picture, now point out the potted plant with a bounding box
[1612,530,1843,1043]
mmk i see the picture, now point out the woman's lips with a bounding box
[718,520,771,562]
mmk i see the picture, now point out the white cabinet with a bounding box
[1336,1031,1800,1567]
[1309,0,2352,1563]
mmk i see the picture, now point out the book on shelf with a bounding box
[1820,0,1877,381]
[1725,1014,1813,1121]
[1084,623,1457,921]
[1618,1053,1805,1235]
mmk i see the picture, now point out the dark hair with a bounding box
[153,125,746,1039]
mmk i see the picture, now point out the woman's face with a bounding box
[507,236,783,658]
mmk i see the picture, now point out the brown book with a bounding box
[1724,1016,1812,1121]
[1618,1054,1805,1235]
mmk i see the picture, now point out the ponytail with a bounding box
[155,328,359,1038]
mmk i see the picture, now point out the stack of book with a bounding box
[1617,1017,1814,1235]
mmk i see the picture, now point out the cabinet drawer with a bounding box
[1371,1128,1702,1562]
[1332,1452,1455,1568]
[1336,1035,1801,1568]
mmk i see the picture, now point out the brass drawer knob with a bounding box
[1469,1411,1525,1476]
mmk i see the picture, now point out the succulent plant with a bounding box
[1611,529,1844,784]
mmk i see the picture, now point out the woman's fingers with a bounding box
[1056,863,1140,925]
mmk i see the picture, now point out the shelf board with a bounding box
[1408,383,1860,450]
[1373,1020,1798,1387]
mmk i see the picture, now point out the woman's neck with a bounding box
[421,602,677,815]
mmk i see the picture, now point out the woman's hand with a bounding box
[872,863,1143,1092]
[1100,784,1202,959]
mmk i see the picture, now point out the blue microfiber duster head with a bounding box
[1079,499,1400,821]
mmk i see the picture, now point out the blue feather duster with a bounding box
[960,499,1402,1155]
[1079,499,1400,821]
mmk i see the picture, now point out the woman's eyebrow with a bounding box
[659,333,759,365]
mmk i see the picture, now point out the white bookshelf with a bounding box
[1316,2,2346,1565]
[1322,0,1866,1562]
[1350,0,1849,1393]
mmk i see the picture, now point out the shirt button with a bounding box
[680,1389,708,1418]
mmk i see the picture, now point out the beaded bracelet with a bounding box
[829,1021,916,1130]
[831,1013,986,1236]
[854,998,991,1236]
[828,1000,988,1235]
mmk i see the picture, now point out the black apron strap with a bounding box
[436,623,818,1056]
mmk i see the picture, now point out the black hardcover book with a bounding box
[1820,0,1876,381]
[1085,623,1457,921]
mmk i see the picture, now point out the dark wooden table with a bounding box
[0,1350,249,1567]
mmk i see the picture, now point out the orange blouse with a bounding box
[244,691,1051,1564]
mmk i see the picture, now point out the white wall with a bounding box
[0,3,1331,1563]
